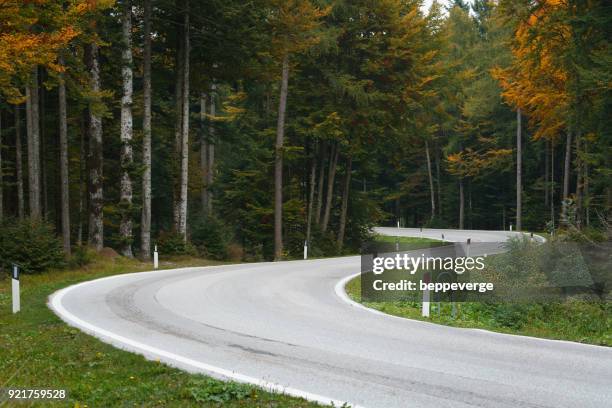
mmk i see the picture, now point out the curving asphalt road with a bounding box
[50,228,611,408]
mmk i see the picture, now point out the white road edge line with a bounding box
[49,273,365,408]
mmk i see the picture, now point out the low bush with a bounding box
[190,217,231,260]
[0,218,65,274]
[156,230,196,256]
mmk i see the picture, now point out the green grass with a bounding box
[346,276,611,346]
[372,235,442,245]
[0,254,323,407]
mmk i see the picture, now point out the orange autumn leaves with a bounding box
[493,0,571,141]
[0,0,111,102]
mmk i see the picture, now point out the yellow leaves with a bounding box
[0,0,111,101]
[446,147,512,178]
[268,0,329,57]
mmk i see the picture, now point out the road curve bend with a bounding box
[50,228,611,408]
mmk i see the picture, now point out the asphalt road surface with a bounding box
[50,228,611,408]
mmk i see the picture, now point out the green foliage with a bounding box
[67,245,95,269]
[190,216,231,260]
[0,218,65,274]
[156,231,196,256]
[187,378,251,403]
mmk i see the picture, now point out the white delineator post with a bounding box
[153,245,159,269]
[422,271,431,318]
[509,224,513,231]
[466,238,471,258]
[12,264,20,314]
[303,241,308,260]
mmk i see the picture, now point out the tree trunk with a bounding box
[0,111,3,221]
[584,142,590,227]
[459,179,464,229]
[200,92,208,215]
[78,111,86,245]
[563,131,572,200]
[87,43,104,251]
[40,72,48,218]
[141,0,152,259]
[575,132,582,228]
[425,139,435,222]
[173,0,184,231]
[305,145,317,244]
[550,140,555,230]
[314,141,326,225]
[516,108,522,231]
[322,142,339,232]
[337,155,352,249]
[435,144,441,217]
[58,55,71,254]
[544,138,549,207]
[119,0,134,257]
[207,83,215,216]
[26,67,42,219]
[274,53,289,260]
[177,0,190,241]
[561,130,572,223]
[14,106,24,219]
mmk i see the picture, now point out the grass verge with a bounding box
[0,254,322,407]
[346,276,610,347]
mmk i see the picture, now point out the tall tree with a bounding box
[26,67,41,219]
[58,55,70,253]
[141,0,152,259]
[273,53,289,259]
[177,0,190,240]
[119,0,134,257]
[14,105,24,219]
[516,108,522,231]
[87,42,104,251]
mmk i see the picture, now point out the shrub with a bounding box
[190,217,231,260]
[156,231,196,256]
[0,218,65,274]
[68,245,95,269]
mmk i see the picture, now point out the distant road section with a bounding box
[50,228,610,408]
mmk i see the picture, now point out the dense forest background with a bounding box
[0,0,610,264]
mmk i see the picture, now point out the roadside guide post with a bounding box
[422,272,431,318]
[466,238,471,258]
[12,264,20,314]
[304,241,308,260]
[153,245,159,269]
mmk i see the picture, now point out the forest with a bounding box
[0,0,610,265]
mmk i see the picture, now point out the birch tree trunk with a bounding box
[314,141,326,225]
[177,0,190,240]
[425,139,435,221]
[321,142,339,233]
[141,0,152,259]
[274,53,289,260]
[337,156,352,249]
[207,83,215,216]
[14,106,24,219]
[58,55,71,254]
[173,0,184,231]
[87,43,104,251]
[516,108,522,231]
[459,179,464,229]
[119,0,134,257]
[305,147,317,245]
[200,92,208,214]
